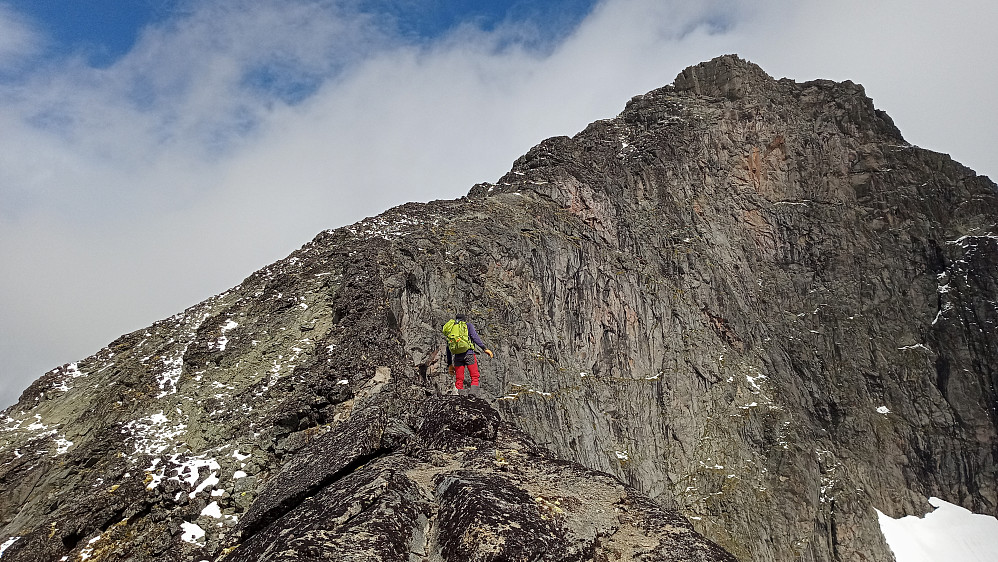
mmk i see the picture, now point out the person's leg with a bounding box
[455,365,466,390]
[468,355,480,388]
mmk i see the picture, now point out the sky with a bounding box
[1,0,996,409]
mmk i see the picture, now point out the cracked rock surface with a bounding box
[1,55,996,562]
[227,394,734,561]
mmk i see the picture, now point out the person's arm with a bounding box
[468,323,494,358]
[468,323,485,350]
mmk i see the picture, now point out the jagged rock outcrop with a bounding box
[1,55,996,562]
[227,396,735,561]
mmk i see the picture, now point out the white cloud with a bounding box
[0,3,43,69]
[1,0,996,407]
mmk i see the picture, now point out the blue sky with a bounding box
[11,1,174,63]
[1,0,996,409]
[368,0,599,40]
[5,0,598,68]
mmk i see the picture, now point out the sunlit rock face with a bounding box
[1,55,996,562]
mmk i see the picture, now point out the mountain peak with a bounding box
[1,57,996,562]
[672,54,775,99]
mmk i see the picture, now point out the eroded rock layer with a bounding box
[1,55,996,562]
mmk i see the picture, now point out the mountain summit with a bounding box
[2,55,996,561]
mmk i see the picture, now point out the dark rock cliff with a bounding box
[1,55,996,562]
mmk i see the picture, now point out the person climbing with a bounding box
[442,313,494,395]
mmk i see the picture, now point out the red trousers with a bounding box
[455,355,480,389]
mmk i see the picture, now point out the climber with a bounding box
[442,313,494,395]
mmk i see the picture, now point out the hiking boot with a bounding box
[469,385,481,396]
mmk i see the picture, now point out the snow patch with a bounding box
[1,416,21,432]
[200,501,222,518]
[170,456,221,487]
[497,385,554,401]
[143,457,162,482]
[154,309,211,398]
[745,373,766,392]
[146,472,164,489]
[190,472,220,498]
[877,497,998,562]
[948,233,998,247]
[156,355,184,398]
[347,214,424,241]
[180,522,205,544]
[932,302,954,325]
[0,537,20,558]
[143,453,223,497]
[79,535,103,560]
[877,406,891,414]
[26,414,48,431]
[51,363,88,392]
[53,437,73,456]
[121,412,187,457]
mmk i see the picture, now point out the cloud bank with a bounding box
[1,0,995,407]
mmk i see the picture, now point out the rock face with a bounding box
[1,55,996,562]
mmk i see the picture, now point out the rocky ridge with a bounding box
[1,55,996,561]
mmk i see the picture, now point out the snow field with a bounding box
[877,497,998,562]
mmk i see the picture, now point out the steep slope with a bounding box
[0,205,736,561]
[1,55,996,562]
[444,56,998,561]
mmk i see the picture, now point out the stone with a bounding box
[1,55,996,562]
